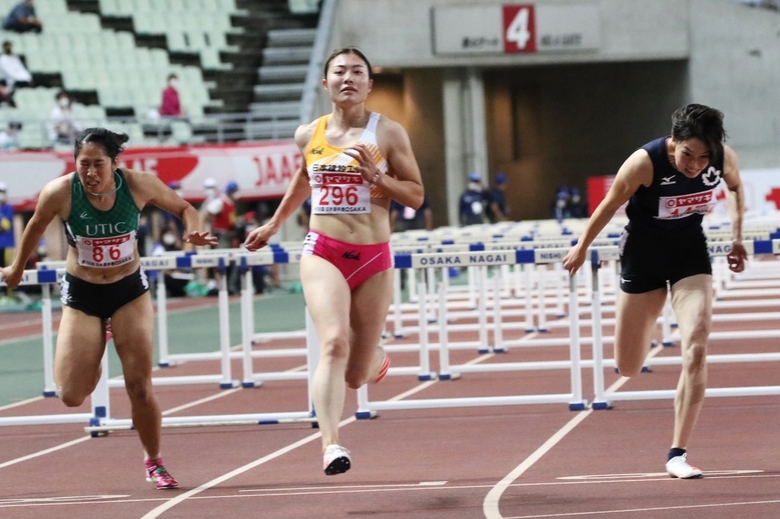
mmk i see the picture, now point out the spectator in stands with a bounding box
[0,182,14,271]
[48,91,82,146]
[568,187,588,218]
[389,196,433,232]
[485,172,510,223]
[550,187,570,222]
[158,181,185,248]
[2,0,42,34]
[0,120,21,150]
[159,73,184,118]
[458,172,486,226]
[0,80,14,107]
[0,41,33,92]
[206,180,239,293]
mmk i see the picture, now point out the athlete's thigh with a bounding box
[111,292,155,383]
[670,274,712,341]
[614,288,667,372]
[349,268,393,359]
[55,306,106,389]
[300,255,351,341]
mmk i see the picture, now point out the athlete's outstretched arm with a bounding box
[1,178,69,287]
[722,145,747,272]
[562,149,653,275]
[245,123,313,251]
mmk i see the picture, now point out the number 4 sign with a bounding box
[503,5,536,53]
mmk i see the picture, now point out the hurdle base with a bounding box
[437,373,461,381]
[568,401,588,411]
[42,390,57,397]
[355,410,377,420]
[220,381,240,389]
[491,347,507,354]
[418,373,437,381]
[158,361,171,368]
[478,348,491,354]
[591,401,611,410]
[538,328,549,333]
[662,341,675,347]
[241,381,256,388]
[393,333,405,339]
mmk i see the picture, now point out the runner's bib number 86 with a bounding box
[75,233,136,268]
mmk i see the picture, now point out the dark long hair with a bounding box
[323,47,373,81]
[74,128,130,161]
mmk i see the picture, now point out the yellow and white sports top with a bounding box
[306,112,388,214]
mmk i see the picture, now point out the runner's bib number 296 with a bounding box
[311,172,371,214]
[75,233,136,268]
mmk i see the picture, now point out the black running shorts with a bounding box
[618,227,712,294]
[60,267,150,319]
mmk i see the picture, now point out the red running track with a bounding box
[1,295,779,519]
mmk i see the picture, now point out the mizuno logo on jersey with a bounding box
[660,176,676,185]
[311,146,324,155]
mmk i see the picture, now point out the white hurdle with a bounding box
[355,247,590,420]
[590,238,780,409]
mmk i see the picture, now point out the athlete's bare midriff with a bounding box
[309,198,391,244]
[65,246,142,284]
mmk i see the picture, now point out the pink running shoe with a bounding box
[375,353,390,384]
[144,458,179,489]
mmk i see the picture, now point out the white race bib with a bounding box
[311,172,371,214]
[657,191,715,220]
[76,232,136,268]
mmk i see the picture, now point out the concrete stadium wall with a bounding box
[315,0,778,221]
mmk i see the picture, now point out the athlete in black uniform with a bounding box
[563,104,747,479]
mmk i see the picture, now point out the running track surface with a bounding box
[1,295,779,519]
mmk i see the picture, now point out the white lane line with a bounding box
[0,437,91,469]
[0,396,45,412]
[238,481,448,493]
[0,367,294,469]
[503,498,780,518]
[139,354,481,518]
[483,345,665,519]
[3,472,778,511]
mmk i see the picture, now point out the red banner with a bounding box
[0,141,300,211]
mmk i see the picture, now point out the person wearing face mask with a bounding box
[158,181,185,248]
[458,172,486,226]
[0,120,21,150]
[563,104,747,480]
[0,40,32,93]
[159,73,184,118]
[48,91,82,146]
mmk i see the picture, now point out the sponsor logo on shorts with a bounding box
[342,251,361,261]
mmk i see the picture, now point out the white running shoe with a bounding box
[666,454,703,479]
[323,444,351,476]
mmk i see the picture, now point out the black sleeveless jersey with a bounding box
[626,136,724,234]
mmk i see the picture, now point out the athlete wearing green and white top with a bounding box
[0,128,216,489]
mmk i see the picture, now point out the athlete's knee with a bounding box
[683,343,707,374]
[58,386,88,407]
[124,377,154,403]
[345,368,368,389]
[616,361,642,378]
[320,335,350,361]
